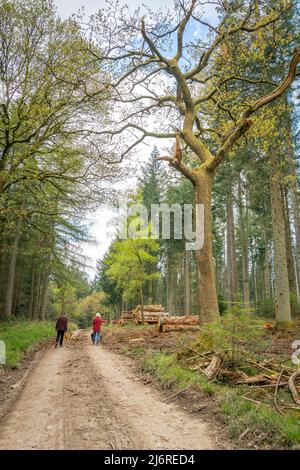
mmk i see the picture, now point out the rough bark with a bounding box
[283,187,297,297]
[167,251,175,315]
[291,187,300,298]
[39,267,49,320]
[263,231,271,300]
[139,283,144,323]
[4,204,24,317]
[33,268,42,320]
[238,179,250,309]
[194,171,220,324]
[184,249,192,315]
[28,268,35,320]
[226,186,239,306]
[270,173,291,325]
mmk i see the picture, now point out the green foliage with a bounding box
[195,310,267,363]
[220,389,300,448]
[0,0,115,321]
[256,298,275,318]
[290,292,300,318]
[93,253,123,313]
[0,321,54,366]
[75,291,110,328]
[142,353,217,394]
[106,223,160,305]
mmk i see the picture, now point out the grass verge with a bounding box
[0,320,75,367]
[142,352,300,449]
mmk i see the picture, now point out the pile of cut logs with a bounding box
[121,311,133,321]
[158,315,199,333]
[133,305,168,324]
[119,310,134,326]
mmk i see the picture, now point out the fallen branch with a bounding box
[250,382,287,388]
[236,374,269,385]
[203,355,222,380]
[162,386,191,402]
[288,370,300,405]
[0,375,12,383]
[274,368,285,416]
[248,359,286,375]
[241,396,263,405]
[238,427,251,441]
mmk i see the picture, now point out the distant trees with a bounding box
[1,0,299,328]
[0,0,119,319]
[88,0,300,325]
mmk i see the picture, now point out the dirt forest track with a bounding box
[0,332,219,450]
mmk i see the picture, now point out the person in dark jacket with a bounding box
[55,313,68,348]
[92,313,102,345]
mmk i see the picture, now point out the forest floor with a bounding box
[1,323,299,450]
[0,331,223,450]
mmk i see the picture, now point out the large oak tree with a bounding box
[88,0,300,324]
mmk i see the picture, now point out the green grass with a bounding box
[142,352,300,449]
[142,352,217,394]
[220,389,300,448]
[0,320,56,367]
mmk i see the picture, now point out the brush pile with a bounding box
[178,329,300,414]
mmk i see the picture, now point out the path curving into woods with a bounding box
[0,333,217,450]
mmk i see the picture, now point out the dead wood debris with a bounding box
[178,345,300,414]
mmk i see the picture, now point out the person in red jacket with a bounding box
[92,313,102,345]
[55,313,68,348]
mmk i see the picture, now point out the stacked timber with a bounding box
[121,311,133,321]
[158,315,199,333]
[133,304,169,324]
[119,310,134,326]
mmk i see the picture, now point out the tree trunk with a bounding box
[238,178,250,309]
[270,174,291,325]
[4,203,24,317]
[194,172,220,324]
[226,186,239,306]
[167,251,175,315]
[291,187,300,298]
[28,268,35,320]
[252,257,258,308]
[39,267,49,320]
[283,187,297,298]
[184,249,192,315]
[263,231,271,300]
[33,268,42,320]
[139,283,144,323]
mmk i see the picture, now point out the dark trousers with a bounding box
[56,330,65,346]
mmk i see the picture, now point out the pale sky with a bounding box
[53,0,217,277]
[54,0,175,18]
